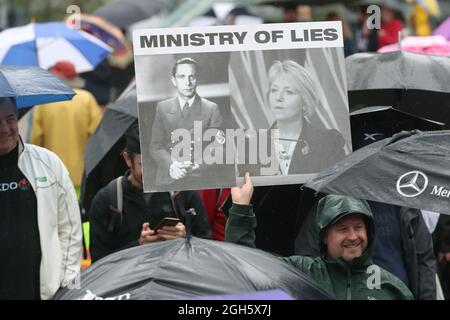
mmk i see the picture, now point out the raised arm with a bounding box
[225,173,257,248]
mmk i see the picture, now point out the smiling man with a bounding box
[0,99,18,154]
[226,173,414,300]
[322,213,368,262]
[0,97,81,300]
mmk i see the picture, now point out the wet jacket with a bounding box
[226,195,413,300]
[17,139,82,299]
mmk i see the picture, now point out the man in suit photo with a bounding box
[150,57,234,190]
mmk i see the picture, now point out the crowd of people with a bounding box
[1,1,449,301]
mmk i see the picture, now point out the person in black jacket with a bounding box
[89,123,211,263]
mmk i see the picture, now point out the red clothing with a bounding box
[378,19,403,49]
[198,189,230,241]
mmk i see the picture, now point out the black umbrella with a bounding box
[93,0,170,29]
[242,107,445,257]
[305,130,450,215]
[54,237,332,300]
[84,82,136,177]
[346,51,450,128]
[350,106,444,149]
[81,83,136,215]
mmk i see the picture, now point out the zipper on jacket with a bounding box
[346,268,352,300]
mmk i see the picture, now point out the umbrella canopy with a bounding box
[75,14,129,53]
[350,106,444,148]
[54,237,332,300]
[305,130,450,215]
[72,14,133,69]
[378,35,450,56]
[244,107,445,257]
[433,17,450,41]
[0,65,74,109]
[0,22,112,74]
[346,51,450,128]
[80,82,136,214]
[93,0,170,29]
[347,51,450,93]
[84,82,136,177]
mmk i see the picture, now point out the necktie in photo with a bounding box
[182,101,190,118]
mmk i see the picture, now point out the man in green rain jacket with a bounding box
[225,174,413,300]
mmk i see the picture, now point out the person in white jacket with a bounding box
[0,97,82,300]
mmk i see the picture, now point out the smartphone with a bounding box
[154,217,180,232]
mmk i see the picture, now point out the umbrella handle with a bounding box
[185,208,196,241]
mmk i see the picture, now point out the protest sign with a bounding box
[133,21,351,192]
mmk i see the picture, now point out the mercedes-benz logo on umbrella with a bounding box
[396,171,429,198]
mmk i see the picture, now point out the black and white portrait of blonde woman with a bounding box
[235,56,348,180]
[265,59,346,176]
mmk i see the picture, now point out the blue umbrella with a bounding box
[0,22,112,73]
[0,65,75,109]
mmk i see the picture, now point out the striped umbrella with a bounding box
[0,22,113,73]
[72,14,133,69]
[73,14,130,55]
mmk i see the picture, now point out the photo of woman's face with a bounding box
[268,75,303,122]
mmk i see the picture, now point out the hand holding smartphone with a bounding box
[153,217,180,233]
